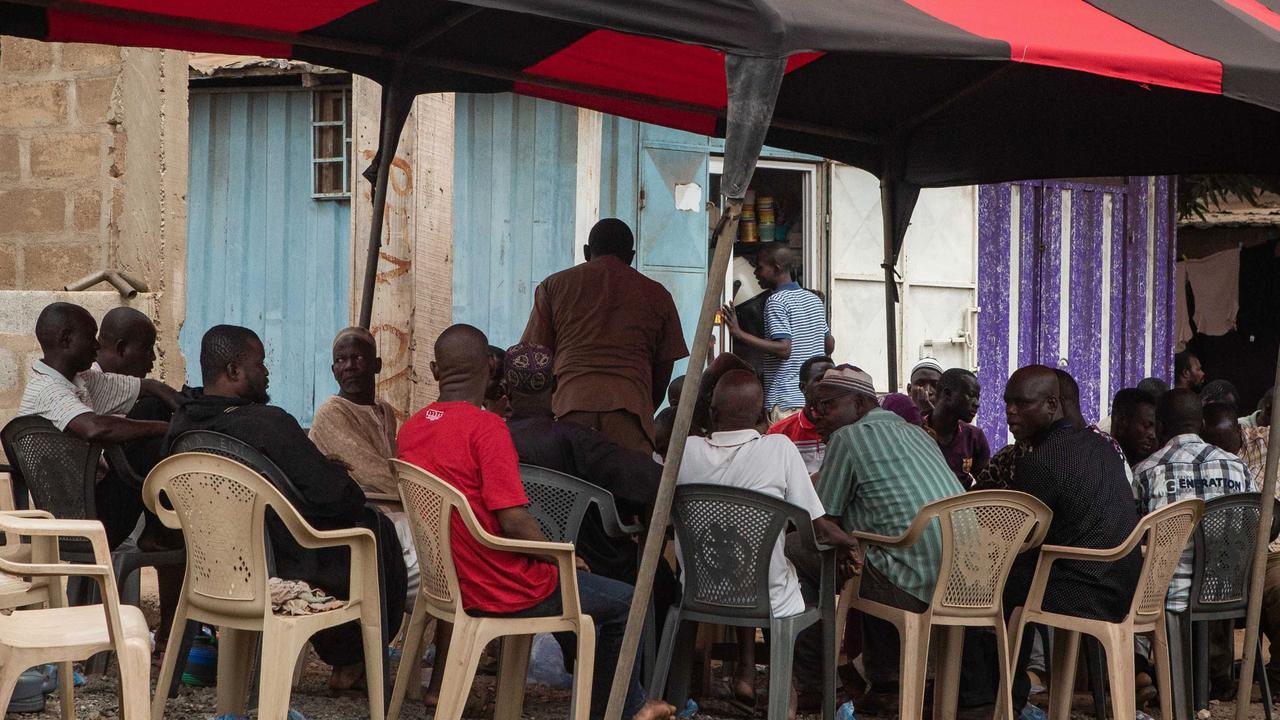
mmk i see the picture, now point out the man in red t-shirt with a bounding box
[398,324,674,720]
[767,354,834,476]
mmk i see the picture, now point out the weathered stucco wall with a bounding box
[0,37,188,429]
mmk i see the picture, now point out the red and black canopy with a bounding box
[5,0,1280,186]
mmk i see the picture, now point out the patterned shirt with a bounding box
[17,360,140,431]
[767,409,825,475]
[818,408,963,603]
[972,442,1028,490]
[1238,426,1277,551]
[1133,433,1256,611]
[760,283,829,410]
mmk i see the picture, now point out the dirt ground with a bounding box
[7,571,1274,720]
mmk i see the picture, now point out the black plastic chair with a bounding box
[518,464,656,680]
[650,483,837,720]
[1162,492,1278,720]
[1,416,186,671]
[168,430,393,712]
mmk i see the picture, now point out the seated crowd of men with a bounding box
[9,219,1279,720]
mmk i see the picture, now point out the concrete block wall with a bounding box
[0,37,189,434]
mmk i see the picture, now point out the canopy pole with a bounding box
[881,179,901,390]
[357,77,413,329]
[1235,348,1280,720]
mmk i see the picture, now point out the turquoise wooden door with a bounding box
[634,125,710,378]
[184,88,351,426]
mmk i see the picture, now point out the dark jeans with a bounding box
[483,570,646,720]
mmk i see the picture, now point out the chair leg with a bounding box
[0,659,27,718]
[767,618,797,720]
[821,593,838,720]
[388,605,430,720]
[1257,636,1275,720]
[1049,629,1081,720]
[993,621,1014,720]
[214,627,257,719]
[1192,620,1209,714]
[361,605,386,720]
[117,635,152,720]
[494,635,533,720]
[256,627,305,720]
[571,621,597,720]
[1153,617,1176,720]
[433,624,484,720]
[56,659,74,720]
[167,620,199,699]
[1085,636,1108,720]
[897,614,931,720]
[1164,612,1193,720]
[642,599,658,690]
[152,602,190,720]
[1098,628,1136,720]
[933,625,964,720]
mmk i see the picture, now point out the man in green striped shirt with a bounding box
[810,365,963,705]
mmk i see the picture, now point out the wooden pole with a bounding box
[1235,350,1280,720]
[357,80,411,329]
[881,179,900,391]
[603,202,740,719]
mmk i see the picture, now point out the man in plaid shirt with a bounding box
[1133,388,1256,614]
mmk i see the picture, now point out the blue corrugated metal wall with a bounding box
[184,88,351,426]
[452,94,579,349]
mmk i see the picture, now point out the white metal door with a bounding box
[827,163,978,392]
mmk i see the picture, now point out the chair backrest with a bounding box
[928,490,1052,617]
[1,416,99,521]
[169,431,304,505]
[670,483,815,620]
[143,452,297,620]
[1132,498,1204,621]
[1,416,100,555]
[1190,493,1278,613]
[391,459,475,619]
[519,464,627,543]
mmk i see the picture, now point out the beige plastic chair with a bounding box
[1009,498,1204,720]
[0,512,151,720]
[143,452,385,720]
[840,490,1052,720]
[387,459,594,720]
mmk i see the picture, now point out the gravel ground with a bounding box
[7,572,1272,720]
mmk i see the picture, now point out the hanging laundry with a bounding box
[1175,263,1194,349]
[1183,247,1240,338]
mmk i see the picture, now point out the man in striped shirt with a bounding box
[808,364,962,708]
[721,243,833,422]
[16,302,176,445]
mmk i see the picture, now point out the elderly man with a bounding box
[309,327,399,496]
[766,354,834,475]
[809,365,962,711]
[16,302,179,547]
[999,365,1142,715]
[905,357,943,416]
[924,368,990,489]
[720,243,834,422]
[680,369,859,711]
[398,324,674,720]
[164,325,406,691]
[522,218,688,453]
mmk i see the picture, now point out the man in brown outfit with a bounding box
[522,218,688,452]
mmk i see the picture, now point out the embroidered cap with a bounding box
[504,342,554,393]
[816,364,877,399]
[910,357,944,378]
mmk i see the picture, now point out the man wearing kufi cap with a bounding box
[906,357,943,416]
[310,326,399,495]
[807,364,962,709]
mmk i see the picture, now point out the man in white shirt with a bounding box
[676,368,857,712]
[14,302,178,544]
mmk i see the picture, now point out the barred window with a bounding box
[311,88,352,199]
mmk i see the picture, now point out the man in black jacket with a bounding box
[164,324,406,690]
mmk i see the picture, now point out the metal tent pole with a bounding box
[1235,349,1280,720]
[881,179,901,390]
[357,77,413,329]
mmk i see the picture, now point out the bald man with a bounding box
[997,365,1141,714]
[722,243,834,423]
[676,369,858,710]
[397,324,674,720]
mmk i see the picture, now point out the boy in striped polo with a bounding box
[721,243,833,422]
